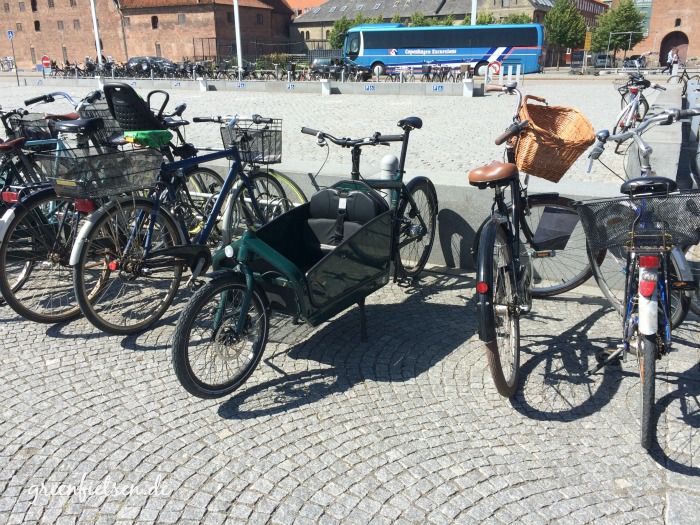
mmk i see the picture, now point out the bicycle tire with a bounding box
[639,333,656,449]
[620,94,649,122]
[181,166,225,245]
[521,195,593,297]
[171,273,269,399]
[257,168,308,208]
[667,75,687,96]
[0,189,86,323]
[589,244,690,328]
[72,196,184,335]
[478,223,520,397]
[394,178,438,279]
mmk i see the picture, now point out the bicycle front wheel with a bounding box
[73,196,183,335]
[639,333,656,449]
[0,190,86,323]
[667,75,687,96]
[171,274,269,399]
[521,195,592,297]
[395,178,438,278]
[478,223,520,398]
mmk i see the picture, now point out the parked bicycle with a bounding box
[667,57,699,96]
[575,107,700,449]
[612,74,666,151]
[171,117,437,398]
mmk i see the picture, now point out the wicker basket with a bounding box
[515,95,595,183]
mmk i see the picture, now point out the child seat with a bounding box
[103,82,166,131]
[303,186,389,261]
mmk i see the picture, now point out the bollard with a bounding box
[199,78,207,91]
[321,79,331,95]
[463,78,474,97]
[379,154,399,207]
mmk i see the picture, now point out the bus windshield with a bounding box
[344,23,544,76]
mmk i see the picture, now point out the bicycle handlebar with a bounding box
[495,120,529,146]
[24,94,55,106]
[192,114,275,125]
[301,127,403,147]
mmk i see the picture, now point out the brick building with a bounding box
[0,0,294,69]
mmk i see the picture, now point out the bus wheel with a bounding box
[371,62,385,77]
[475,61,489,77]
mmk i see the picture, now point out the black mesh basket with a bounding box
[78,100,124,145]
[8,113,58,145]
[220,118,282,164]
[35,147,163,199]
[574,192,700,252]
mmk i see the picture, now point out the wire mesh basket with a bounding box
[34,147,163,199]
[613,77,630,94]
[78,100,124,145]
[220,118,282,164]
[8,113,58,144]
[574,192,700,252]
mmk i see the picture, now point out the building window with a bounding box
[57,20,63,29]
[675,18,681,27]
[339,5,347,11]
[502,0,509,6]
[47,0,52,6]
[257,13,263,23]
[34,20,40,30]
[151,15,158,28]
[177,13,185,24]
[155,43,161,57]
[356,4,363,10]
[123,16,130,27]
[329,5,336,11]
[30,0,36,11]
[227,11,233,22]
[73,19,80,29]
[3,2,9,10]
[69,0,75,5]
[373,3,380,8]
[62,45,68,62]
[305,31,310,40]
[19,1,25,10]
[30,47,36,64]
[16,22,22,31]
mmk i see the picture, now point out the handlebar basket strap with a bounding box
[574,192,700,252]
[515,95,596,183]
[35,147,163,199]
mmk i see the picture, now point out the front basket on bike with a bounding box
[35,147,163,199]
[221,118,282,164]
[8,113,58,147]
[574,192,700,252]
[516,95,595,183]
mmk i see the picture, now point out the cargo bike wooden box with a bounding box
[171,117,439,399]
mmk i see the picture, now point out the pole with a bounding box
[10,38,19,87]
[233,0,244,80]
[471,0,477,26]
[89,0,103,66]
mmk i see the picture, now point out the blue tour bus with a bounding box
[343,23,544,76]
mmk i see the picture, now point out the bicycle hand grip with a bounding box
[192,117,219,123]
[588,140,605,161]
[485,84,504,93]
[679,108,700,119]
[375,134,403,142]
[654,84,666,91]
[84,90,102,104]
[252,114,273,124]
[301,127,320,136]
[24,95,53,106]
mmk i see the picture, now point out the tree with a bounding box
[543,0,586,69]
[410,12,430,27]
[328,16,352,49]
[390,13,402,23]
[502,13,533,25]
[591,0,645,58]
[476,11,496,25]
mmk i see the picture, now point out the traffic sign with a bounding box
[584,31,592,51]
[42,55,50,68]
[7,30,14,40]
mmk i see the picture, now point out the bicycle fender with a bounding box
[475,216,508,343]
[404,175,437,197]
[0,186,57,243]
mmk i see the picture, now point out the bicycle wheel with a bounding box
[685,243,700,316]
[613,105,637,136]
[638,332,656,449]
[521,195,593,297]
[620,93,649,121]
[667,75,687,96]
[257,168,307,208]
[478,223,519,397]
[590,245,690,328]
[0,190,86,323]
[222,172,291,244]
[72,196,184,335]
[395,178,438,278]
[180,166,224,245]
[171,273,269,399]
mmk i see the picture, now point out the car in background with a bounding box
[310,57,372,80]
[623,55,647,69]
[125,56,179,76]
[594,54,613,68]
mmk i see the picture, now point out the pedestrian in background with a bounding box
[662,48,674,74]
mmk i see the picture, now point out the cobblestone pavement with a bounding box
[1,273,699,524]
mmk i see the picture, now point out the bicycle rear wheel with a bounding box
[667,75,688,96]
[395,178,438,279]
[478,223,520,398]
[0,190,87,323]
[620,94,649,122]
[72,196,184,335]
[638,333,656,449]
[520,195,592,297]
[171,274,269,399]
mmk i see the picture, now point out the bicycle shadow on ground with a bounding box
[649,361,700,474]
[511,296,628,422]
[437,208,477,271]
[218,276,475,420]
